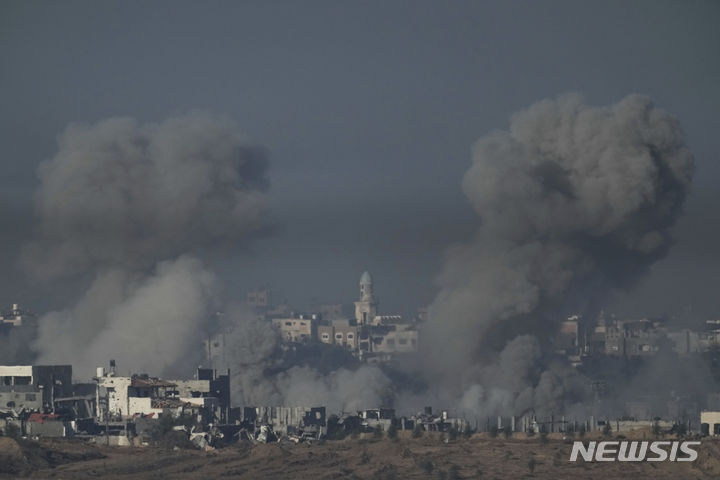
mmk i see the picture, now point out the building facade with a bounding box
[0,365,72,411]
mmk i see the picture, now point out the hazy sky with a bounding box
[1,0,718,319]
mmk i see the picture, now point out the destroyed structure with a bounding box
[0,365,72,412]
[3,356,720,446]
[96,362,231,423]
[5,273,720,448]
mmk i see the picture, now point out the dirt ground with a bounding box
[3,432,720,479]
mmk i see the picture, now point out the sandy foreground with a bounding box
[2,432,720,479]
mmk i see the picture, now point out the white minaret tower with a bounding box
[354,270,378,325]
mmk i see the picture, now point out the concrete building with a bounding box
[696,320,720,351]
[95,366,230,422]
[701,411,720,436]
[605,319,666,357]
[354,271,378,325]
[0,365,72,411]
[372,324,419,355]
[242,406,326,437]
[667,329,702,355]
[359,408,395,431]
[271,315,316,343]
[317,318,358,350]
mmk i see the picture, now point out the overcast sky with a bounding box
[1,0,718,318]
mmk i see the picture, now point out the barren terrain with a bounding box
[3,433,720,479]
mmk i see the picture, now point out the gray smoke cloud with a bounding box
[35,256,219,378]
[219,307,394,412]
[21,111,392,411]
[21,113,270,379]
[422,94,694,417]
[22,113,269,280]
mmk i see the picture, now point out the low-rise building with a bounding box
[0,365,72,411]
[318,318,358,350]
[242,405,326,437]
[667,329,702,355]
[95,366,230,422]
[701,411,720,436]
[605,318,667,357]
[372,324,419,355]
[271,315,316,343]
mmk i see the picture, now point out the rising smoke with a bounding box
[19,111,393,411]
[22,113,269,378]
[9,94,698,415]
[22,113,269,281]
[420,94,694,417]
[216,305,394,412]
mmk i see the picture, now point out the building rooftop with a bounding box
[130,377,177,389]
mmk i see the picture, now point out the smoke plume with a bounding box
[22,110,392,411]
[422,94,694,417]
[23,112,269,378]
[217,307,394,412]
[22,113,268,280]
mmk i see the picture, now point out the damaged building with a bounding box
[95,362,230,423]
[0,364,72,412]
[241,406,326,441]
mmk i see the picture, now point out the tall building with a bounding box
[354,271,377,325]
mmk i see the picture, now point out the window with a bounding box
[715,423,720,435]
[14,376,31,385]
[398,339,407,345]
[347,333,354,339]
[25,393,36,401]
[285,322,292,326]
[335,333,343,339]
[6,401,15,408]
[386,339,395,347]
[321,334,330,340]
